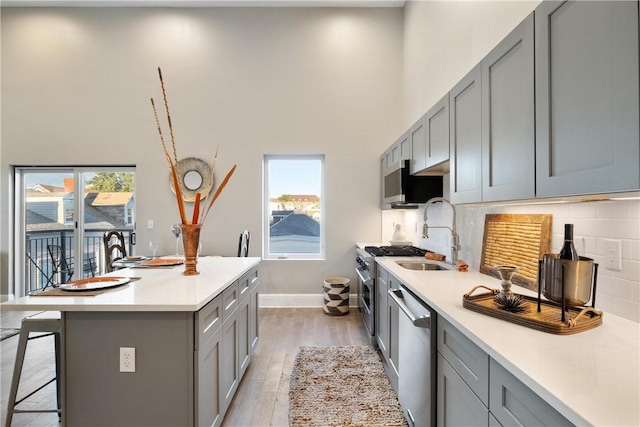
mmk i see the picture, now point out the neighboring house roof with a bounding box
[270,213,320,237]
[30,184,65,193]
[26,209,55,225]
[26,190,71,198]
[90,192,134,206]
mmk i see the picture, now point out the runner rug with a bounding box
[0,328,20,341]
[289,345,407,427]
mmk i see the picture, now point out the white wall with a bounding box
[400,1,640,323]
[0,6,403,296]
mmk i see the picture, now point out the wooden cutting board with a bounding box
[480,214,552,291]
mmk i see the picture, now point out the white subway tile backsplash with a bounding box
[454,199,640,323]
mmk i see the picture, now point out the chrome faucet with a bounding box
[422,197,461,264]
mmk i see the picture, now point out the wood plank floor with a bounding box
[1,308,370,426]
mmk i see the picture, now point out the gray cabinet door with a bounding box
[489,358,572,427]
[195,327,222,427]
[410,114,427,174]
[425,94,450,171]
[238,293,251,380]
[437,317,489,406]
[249,282,259,354]
[535,1,639,197]
[387,276,400,393]
[450,64,482,204]
[220,311,238,415]
[376,267,389,359]
[437,354,488,427]
[481,12,535,202]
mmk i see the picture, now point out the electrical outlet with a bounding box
[604,239,622,271]
[120,347,136,373]
[147,220,154,229]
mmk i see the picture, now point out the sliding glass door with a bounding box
[15,166,136,296]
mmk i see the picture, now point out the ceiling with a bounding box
[1,0,405,7]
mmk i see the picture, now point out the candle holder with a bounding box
[495,265,518,297]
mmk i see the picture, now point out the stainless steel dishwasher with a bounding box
[388,285,437,427]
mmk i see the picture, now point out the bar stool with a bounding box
[5,311,62,427]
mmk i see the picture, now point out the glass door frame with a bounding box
[13,165,136,297]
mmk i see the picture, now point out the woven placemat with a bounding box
[30,277,141,297]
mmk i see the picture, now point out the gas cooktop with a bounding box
[364,245,429,257]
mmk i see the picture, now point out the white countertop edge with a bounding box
[1,257,261,313]
[376,256,640,427]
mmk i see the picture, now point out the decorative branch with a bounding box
[202,164,237,224]
[157,67,181,177]
[151,97,187,224]
[151,68,236,226]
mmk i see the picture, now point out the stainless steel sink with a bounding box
[395,260,455,271]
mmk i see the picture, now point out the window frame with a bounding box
[262,154,325,260]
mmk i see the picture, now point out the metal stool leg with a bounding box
[5,314,62,427]
[5,324,31,427]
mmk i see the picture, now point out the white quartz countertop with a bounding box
[376,256,640,427]
[1,257,260,312]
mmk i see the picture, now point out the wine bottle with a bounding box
[559,223,579,260]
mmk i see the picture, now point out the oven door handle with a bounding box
[355,267,373,286]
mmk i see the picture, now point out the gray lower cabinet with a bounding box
[376,266,389,359]
[220,308,239,415]
[249,275,260,353]
[63,267,259,427]
[196,266,259,426]
[535,0,639,197]
[376,265,398,393]
[386,275,400,393]
[437,317,574,427]
[481,12,535,202]
[437,317,489,427]
[489,358,572,427]
[449,64,482,204]
[438,354,488,426]
[195,293,224,427]
[195,327,222,427]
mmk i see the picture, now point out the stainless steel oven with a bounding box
[355,247,375,344]
[355,245,430,346]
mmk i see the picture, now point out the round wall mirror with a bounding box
[183,170,203,191]
[170,157,214,202]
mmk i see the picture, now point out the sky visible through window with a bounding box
[269,159,321,197]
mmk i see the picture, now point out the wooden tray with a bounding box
[480,213,552,291]
[462,285,603,335]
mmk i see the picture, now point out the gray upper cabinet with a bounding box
[450,64,482,204]
[384,130,410,173]
[535,1,640,197]
[409,114,427,174]
[481,12,535,202]
[424,94,449,173]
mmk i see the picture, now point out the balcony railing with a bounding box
[25,228,134,294]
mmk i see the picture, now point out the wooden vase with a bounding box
[181,223,202,276]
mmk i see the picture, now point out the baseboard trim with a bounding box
[259,293,359,308]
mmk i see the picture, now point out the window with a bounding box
[263,155,324,260]
[15,167,136,296]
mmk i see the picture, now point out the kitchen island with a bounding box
[2,256,260,427]
[376,256,639,427]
